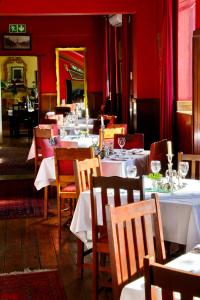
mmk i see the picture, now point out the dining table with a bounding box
[34,149,149,190]
[27,133,99,160]
[120,245,200,300]
[70,178,200,252]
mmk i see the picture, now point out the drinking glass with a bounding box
[151,160,161,174]
[118,137,126,154]
[178,161,189,179]
[126,164,137,178]
[74,125,80,136]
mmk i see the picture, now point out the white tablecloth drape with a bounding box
[27,134,99,160]
[34,152,149,191]
[120,250,200,300]
[70,178,200,252]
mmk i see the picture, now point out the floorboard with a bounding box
[0,177,112,300]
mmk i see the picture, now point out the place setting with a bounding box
[146,153,190,194]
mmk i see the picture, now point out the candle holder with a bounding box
[100,125,105,150]
[85,115,89,136]
[165,154,177,191]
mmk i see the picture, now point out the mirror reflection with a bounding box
[0,56,39,137]
[55,47,87,113]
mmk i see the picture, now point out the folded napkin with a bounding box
[192,244,200,253]
[127,148,145,155]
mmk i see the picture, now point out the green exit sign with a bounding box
[9,24,26,33]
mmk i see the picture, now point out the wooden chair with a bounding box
[106,123,127,134]
[106,194,166,300]
[33,126,54,176]
[99,125,127,148]
[73,157,102,277]
[144,256,200,300]
[34,126,61,218]
[113,133,144,149]
[90,175,145,300]
[54,147,94,238]
[149,139,168,175]
[103,115,117,124]
[38,123,59,136]
[178,152,200,179]
[46,113,64,126]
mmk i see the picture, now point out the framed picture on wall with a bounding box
[11,67,24,82]
[3,34,31,50]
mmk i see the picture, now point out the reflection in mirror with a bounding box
[55,47,87,113]
[0,55,39,138]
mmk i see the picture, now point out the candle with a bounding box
[101,116,104,127]
[167,141,172,155]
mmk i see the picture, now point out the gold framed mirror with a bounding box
[55,47,87,109]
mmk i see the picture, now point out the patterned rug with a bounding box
[0,146,34,175]
[0,269,67,300]
[0,197,44,219]
[0,179,44,219]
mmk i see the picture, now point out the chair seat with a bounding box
[61,183,76,192]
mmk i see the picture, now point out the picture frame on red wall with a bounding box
[3,34,31,50]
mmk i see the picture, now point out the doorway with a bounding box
[0,56,39,142]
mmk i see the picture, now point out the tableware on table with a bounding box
[178,161,189,179]
[151,160,161,174]
[118,137,126,154]
[178,161,189,187]
[126,164,137,178]
[74,125,80,136]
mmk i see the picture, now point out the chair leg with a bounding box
[58,195,61,240]
[77,240,84,278]
[92,251,98,300]
[44,186,48,219]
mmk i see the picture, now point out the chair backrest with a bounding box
[103,115,117,124]
[144,256,200,300]
[91,175,145,248]
[114,133,144,149]
[99,126,127,148]
[38,123,59,135]
[73,157,102,196]
[34,126,61,158]
[178,152,200,179]
[33,126,55,175]
[46,113,64,126]
[106,193,166,300]
[106,123,127,134]
[54,147,94,191]
[149,139,168,175]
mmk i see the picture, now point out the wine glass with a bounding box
[178,161,189,179]
[74,124,80,136]
[126,164,137,178]
[118,137,126,154]
[151,160,161,174]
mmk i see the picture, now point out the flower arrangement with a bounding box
[148,173,162,180]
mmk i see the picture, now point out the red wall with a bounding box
[0,0,161,100]
[0,16,104,96]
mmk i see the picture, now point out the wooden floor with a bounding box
[0,135,112,300]
[0,135,184,300]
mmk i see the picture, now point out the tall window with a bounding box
[177,0,196,102]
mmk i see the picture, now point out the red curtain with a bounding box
[102,17,110,104]
[121,15,130,125]
[160,0,174,140]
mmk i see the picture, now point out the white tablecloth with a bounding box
[102,150,149,177]
[70,178,200,252]
[27,134,99,160]
[34,152,149,190]
[120,250,200,300]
